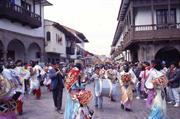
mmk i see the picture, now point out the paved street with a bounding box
[18,84,180,119]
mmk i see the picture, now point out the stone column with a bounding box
[3,50,7,62]
[40,52,44,62]
[24,50,28,63]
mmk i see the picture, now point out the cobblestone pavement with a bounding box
[18,84,180,119]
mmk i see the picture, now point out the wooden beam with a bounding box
[39,0,41,16]
[151,0,154,30]
[168,0,170,29]
[130,0,134,26]
[33,0,35,13]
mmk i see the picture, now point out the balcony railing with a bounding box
[0,1,41,28]
[123,23,180,49]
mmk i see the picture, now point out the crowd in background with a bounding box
[0,57,179,119]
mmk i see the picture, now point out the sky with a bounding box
[44,0,121,56]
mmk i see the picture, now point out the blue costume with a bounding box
[64,66,92,119]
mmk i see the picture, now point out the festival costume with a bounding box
[15,66,30,114]
[64,67,93,119]
[107,69,119,101]
[145,68,168,119]
[29,65,43,99]
[0,68,22,119]
[119,69,137,110]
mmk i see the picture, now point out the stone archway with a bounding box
[155,47,180,65]
[7,39,25,61]
[27,42,41,62]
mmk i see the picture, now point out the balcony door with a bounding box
[156,9,176,29]
[21,0,31,12]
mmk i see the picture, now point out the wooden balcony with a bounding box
[123,23,180,49]
[0,1,41,28]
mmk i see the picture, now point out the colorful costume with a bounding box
[64,67,93,119]
[0,68,22,119]
[29,65,43,99]
[107,69,120,101]
[15,66,30,114]
[119,69,137,110]
[145,68,168,119]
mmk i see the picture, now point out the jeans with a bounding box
[94,95,103,108]
[136,81,141,97]
[167,87,180,104]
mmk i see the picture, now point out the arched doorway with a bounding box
[27,43,41,62]
[0,41,4,59]
[7,39,25,61]
[155,47,180,65]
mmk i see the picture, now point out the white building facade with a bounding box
[0,0,52,63]
[44,20,67,63]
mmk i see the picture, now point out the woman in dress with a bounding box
[145,60,168,119]
[64,61,93,119]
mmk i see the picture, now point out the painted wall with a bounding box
[177,8,180,25]
[44,20,67,56]
[0,0,44,37]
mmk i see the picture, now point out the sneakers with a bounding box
[144,98,147,101]
[174,103,179,107]
[136,96,140,99]
[167,101,173,104]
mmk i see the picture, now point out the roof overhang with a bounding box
[77,33,89,42]
[117,0,130,21]
[35,0,53,6]
[63,26,89,43]
[53,23,81,43]
[112,21,124,46]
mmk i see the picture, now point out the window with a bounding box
[56,34,63,45]
[156,9,176,29]
[21,0,31,11]
[46,31,51,41]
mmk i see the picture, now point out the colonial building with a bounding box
[44,19,80,63]
[111,0,180,64]
[64,26,89,61]
[44,20,89,63]
[0,0,52,63]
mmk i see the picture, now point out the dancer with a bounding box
[0,61,22,119]
[64,60,93,119]
[119,63,137,111]
[145,60,168,119]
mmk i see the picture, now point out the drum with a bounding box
[95,78,112,97]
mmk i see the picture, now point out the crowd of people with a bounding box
[0,58,179,119]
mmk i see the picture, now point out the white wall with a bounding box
[15,0,21,6]
[0,0,44,37]
[177,8,180,23]
[44,20,67,56]
[135,7,152,26]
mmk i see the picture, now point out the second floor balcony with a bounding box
[122,23,180,49]
[0,1,41,28]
